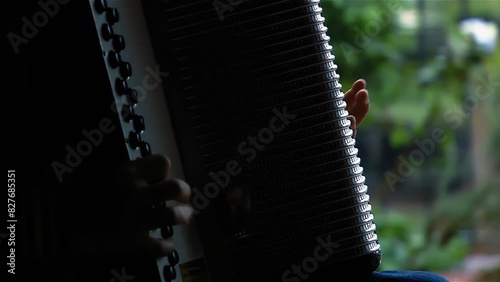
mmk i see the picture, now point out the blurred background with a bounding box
[320,0,500,280]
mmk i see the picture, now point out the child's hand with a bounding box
[74,154,194,259]
[119,154,194,257]
[344,79,370,137]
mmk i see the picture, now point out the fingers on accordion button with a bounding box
[161,225,174,238]
[93,0,107,14]
[163,265,176,281]
[105,7,119,25]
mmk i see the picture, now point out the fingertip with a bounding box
[347,79,366,99]
[148,237,176,257]
[154,154,171,177]
[175,204,195,224]
[141,178,192,209]
[142,202,194,230]
[355,78,366,88]
[158,238,176,256]
[171,178,192,203]
[356,89,369,104]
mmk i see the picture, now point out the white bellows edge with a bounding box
[88,1,205,281]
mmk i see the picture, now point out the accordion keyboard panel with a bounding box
[89,0,381,281]
[89,1,205,281]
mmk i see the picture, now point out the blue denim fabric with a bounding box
[370,271,450,282]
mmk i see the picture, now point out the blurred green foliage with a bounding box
[484,48,500,171]
[319,0,500,273]
[373,207,469,271]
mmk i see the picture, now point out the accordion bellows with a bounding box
[142,0,382,280]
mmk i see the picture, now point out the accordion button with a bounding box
[128,131,141,149]
[125,88,139,104]
[108,50,121,68]
[121,104,135,122]
[163,265,176,281]
[101,23,113,41]
[140,142,151,156]
[132,115,145,132]
[115,78,128,95]
[94,0,107,14]
[161,225,174,238]
[106,7,119,25]
[168,250,179,265]
[120,62,132,79]
[112,35,125,51]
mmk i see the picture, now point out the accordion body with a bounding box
[27,0,381,281]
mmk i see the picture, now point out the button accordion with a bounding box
[25,0,381,281]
